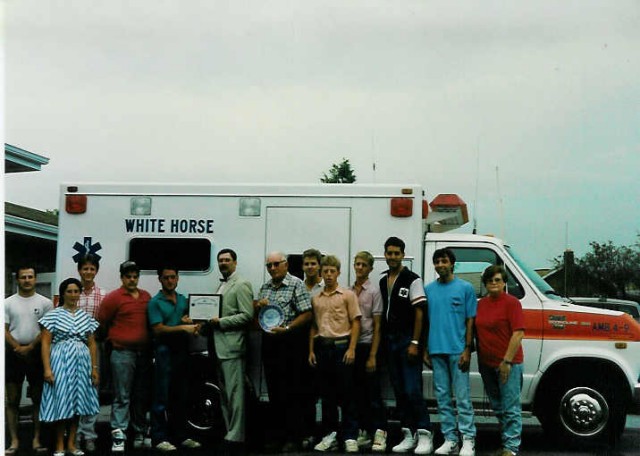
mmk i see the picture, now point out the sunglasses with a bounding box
[486,277,504,283]
[266,260,286,269]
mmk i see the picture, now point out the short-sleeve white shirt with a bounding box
[5,293,54,344]
[307,279,325,298]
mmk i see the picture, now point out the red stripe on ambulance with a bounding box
[523,308,640,341]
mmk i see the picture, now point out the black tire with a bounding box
[186,381,225,436]
[538,375,626,446]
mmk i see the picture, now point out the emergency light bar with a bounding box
[424,194,468,233]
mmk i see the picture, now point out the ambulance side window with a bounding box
[448,247,525,299]
[287,254,304,281]
[129,238,211,272]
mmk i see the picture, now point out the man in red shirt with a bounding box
[99,261,152,453]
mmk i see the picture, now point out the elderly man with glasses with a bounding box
[256,251,313,453]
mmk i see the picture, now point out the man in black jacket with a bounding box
[379,237,433,455]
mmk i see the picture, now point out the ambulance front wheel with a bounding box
[538,373,626,446]
[186,381,225,437]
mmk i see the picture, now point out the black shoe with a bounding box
[301,435,317,450]
[282,441,298,453]
[219,440,244,455]
[263,441,281,453]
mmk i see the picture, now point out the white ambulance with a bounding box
[55,182,640,445]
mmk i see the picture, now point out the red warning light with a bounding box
[65,195,87,214]
[391,198,413,217]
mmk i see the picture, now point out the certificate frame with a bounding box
[188,294,222,321]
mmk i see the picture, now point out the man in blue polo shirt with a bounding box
[424,248,477,456]
[147,266,202,452]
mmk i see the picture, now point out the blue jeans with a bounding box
[151,344,188,444]
[386,334,431,432]
[77,414,98,440]
[110,348,152,434]
[315,339,358,440]
[431,354,475,441]
[78,340,109,440]
[479,363,523,454]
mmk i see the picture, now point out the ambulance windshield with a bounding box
[506,245,565,301]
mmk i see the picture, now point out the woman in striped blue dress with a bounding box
[40,278,100,456]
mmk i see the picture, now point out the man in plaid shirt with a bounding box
[257,251,313,452]
[76,254,108,452]
[77,254,107,318]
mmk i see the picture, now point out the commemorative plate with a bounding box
[258,305,285,332]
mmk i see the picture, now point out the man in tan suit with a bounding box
[208,248,254,450]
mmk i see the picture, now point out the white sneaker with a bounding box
[459,438,475,456]
[372,429,387,453]
[133,434,144,450]
[392,427,417,453]
[155,441,177,452]
[180,438,202,449]
[345,439,359,453]
[414,429,434,454]
[314,431,338,452]
[111,429,126,453]
[435,440,459,455]
[142,435,152,449]
[357,429,372,448]
[111,439,125,452]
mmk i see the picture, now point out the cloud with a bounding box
[5,0,639,268]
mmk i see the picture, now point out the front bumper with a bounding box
[633,381,640,414]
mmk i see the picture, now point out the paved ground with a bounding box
[6,406,640,456]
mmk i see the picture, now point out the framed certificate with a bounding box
[188,294,222,321]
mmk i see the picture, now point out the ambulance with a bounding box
[55,182,640,445]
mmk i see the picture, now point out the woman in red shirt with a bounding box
[475,265,524,456]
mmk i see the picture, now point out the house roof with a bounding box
[542,268,561,280]
[4,144,56,240]
[5,143,50,173]
[5,202,58,241]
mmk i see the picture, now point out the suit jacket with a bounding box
[213,273,254,360]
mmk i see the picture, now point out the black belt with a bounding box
[316,336,349,347]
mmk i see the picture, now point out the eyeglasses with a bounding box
[266,260,286,269]
[486,277,504,284]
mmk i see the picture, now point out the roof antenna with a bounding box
[371,131,377,183]
[472,140,480,234]
[496,165,505,240]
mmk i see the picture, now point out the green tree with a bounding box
[577,240,640,298]
[320,158,356,183]
[549,239,640,298]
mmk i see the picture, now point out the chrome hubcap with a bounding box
[559,387,609,437]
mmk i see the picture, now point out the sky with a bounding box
[4,0,639,268]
